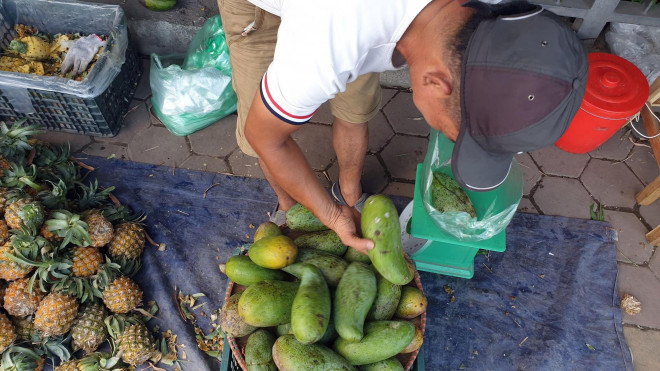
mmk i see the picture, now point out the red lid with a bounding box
[581,53,649,119]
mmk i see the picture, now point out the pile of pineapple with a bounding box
[0,24,105,80]
[0,121,162,370]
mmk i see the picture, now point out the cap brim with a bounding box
[452,127,513,192]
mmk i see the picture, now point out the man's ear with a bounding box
[422,70,453,97]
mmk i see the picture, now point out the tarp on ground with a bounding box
[81,156,632,370]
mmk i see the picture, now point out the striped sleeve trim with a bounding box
[260,73,316,125]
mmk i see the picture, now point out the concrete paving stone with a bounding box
[532,176,593,219]
[368,112,395,154]
[617,262,660,330]
[324,155,387,194]
[34,131,92,153]
[148,101,166,127]
[381,88,398,107]
[82,142,130,161]
[517,197,539,214]
[515,153,542,196]
[639,201,660,230]
[588,131,633,161]
[581,159,644,209]
[622,326,660,371]
[315,170,331,189]
[187,115,237,157]
[96,100,150,145]
[227,150,265,179]
[310,102,333,125]
[380,135,428,181]
[362,155,388,194]
[605,210,654,265]
[291,124,335,171]
[134,58,152,101]
[529,145,590,178]
[382,181,415,199]
[650,248,660,281]
[128,126,191,167]
[179,155,229,174]
[626,146,660,186]
[382,93,430,137]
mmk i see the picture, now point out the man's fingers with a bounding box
[343,235,374,256]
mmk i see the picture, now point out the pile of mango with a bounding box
[219,195,427,371]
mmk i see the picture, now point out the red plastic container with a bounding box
[556,53,649,153]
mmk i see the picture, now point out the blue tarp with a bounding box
[82,156,632,370]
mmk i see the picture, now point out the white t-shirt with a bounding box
[249,0,431,124]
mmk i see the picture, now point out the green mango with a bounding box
[238,280,299,327]
[294,230,348,256]
[273,334,355,371]
[245,329,277,371]
[334,262,377,342]
[333,321,415,365]
[286,203,329,232]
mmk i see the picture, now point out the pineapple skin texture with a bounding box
[0,242,34,281]
[117,323,157,366]
[103,276,142,314]
[4,278,43,316]
[108,223,145,260]
[0,312,17,353]
[85,212,114,248]
[71,303,108,354]
[34,292,79,336]
[72,247,103,277]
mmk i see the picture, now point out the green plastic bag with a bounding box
[420,130,523,241]
[150,16,237,136]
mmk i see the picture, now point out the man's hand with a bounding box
[327,204,374,255]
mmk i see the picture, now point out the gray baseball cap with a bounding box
[452,5,588,191]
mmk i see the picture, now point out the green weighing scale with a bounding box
[401,132,523,279]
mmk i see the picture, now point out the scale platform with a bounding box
[405,164,506,279]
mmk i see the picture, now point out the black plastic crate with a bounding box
[0,0,141,137]
[0,47,141,137]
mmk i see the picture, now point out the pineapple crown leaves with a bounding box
[92,257,122,291]
[46,210,91,248]
[37,179,69,210]
[37,161,81,191]
[1,162,42,191]
[74,180,115,211]
[38,336,72,365]
[6,232,44,264]
[113,255,142,278]
[0,346,42,371]
[27,255,73,294]
[78,352,128,371]
[102,205,145,225]
[0,120,44,161]
[33,143,70,168]
[51,276,99,304]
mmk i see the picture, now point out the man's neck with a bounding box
[395,0,474,66]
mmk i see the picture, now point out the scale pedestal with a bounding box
[408,164,506,279]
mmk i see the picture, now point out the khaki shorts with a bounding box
[218,0,382,157]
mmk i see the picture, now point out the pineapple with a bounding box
[102,276,142,314]
[38,180,69,210]
[0,312,16,353]
[3,278,44,316]
[71,180,114,212]
[0,219,8,243]
[44,210,91,248]
[107,317,158,366]
[34,292,79,336]
[84,210,114,248]
[0,241,35,281]
[11,315,36,341]
[54,360,79,371]
[71,303,108,354]
[108,223,145,261]
[72,247,103,277]
[78,352,131,371]
[4,197,45,231]
[40,221,60,242]
[13,36,52,60]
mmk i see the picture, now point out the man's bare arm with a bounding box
[244,91,374,253]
